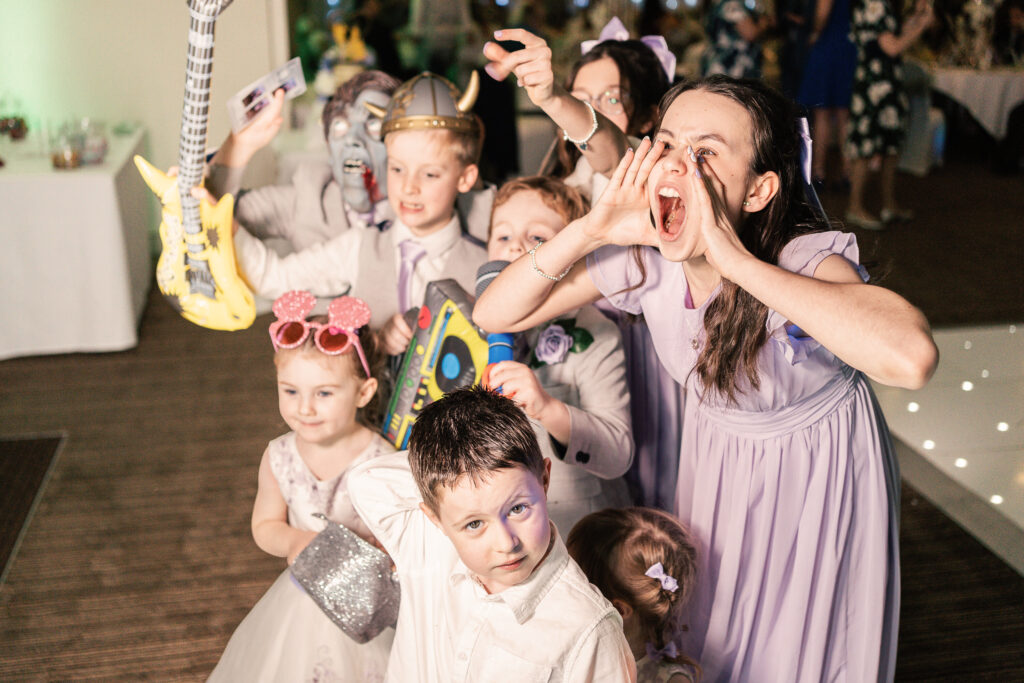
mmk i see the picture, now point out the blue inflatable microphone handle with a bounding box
[487,333,515,364]
[487,333,515,394]
[476,260,515,393]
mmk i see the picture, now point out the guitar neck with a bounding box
[177,1,230,232]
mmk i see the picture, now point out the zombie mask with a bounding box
[327,88,391,214]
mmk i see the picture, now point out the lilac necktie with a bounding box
[397,239,427,313]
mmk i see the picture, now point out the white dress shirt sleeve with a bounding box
[233,224,362,299]
[234,183,302,241]
[346,451,431,562]
[564,612,638,682]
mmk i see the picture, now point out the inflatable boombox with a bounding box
[382,279,488,449]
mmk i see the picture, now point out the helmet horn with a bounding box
[456,70,480,113]
[363,100,387,118]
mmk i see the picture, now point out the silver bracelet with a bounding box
[528,241,572,282]
[562,100,598,151]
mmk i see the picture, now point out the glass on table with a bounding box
[50,124,84,169]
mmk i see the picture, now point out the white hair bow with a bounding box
[580,17,677,82]
[645,562,679,592]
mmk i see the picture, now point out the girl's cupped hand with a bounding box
[688,153,753,278]
[584,137,663,249]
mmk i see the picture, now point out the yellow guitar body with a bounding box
[135,155,255,331]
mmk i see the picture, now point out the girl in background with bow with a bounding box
[475,75,939,682]
[483,18,685,513]
[483,17,675,203]
[568,507,700,682]
[210,292,395,682]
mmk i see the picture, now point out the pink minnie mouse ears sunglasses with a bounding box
[269,290,372,378]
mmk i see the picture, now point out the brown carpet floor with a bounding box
[816,157,1024,327]
[0,151,1021,680]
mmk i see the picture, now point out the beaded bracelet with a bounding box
[562,101,598,151]
[528,241,572,282]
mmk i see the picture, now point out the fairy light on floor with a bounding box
[990,494,1004,505]
[907,401,920,413]
[923,440,935,450]
[997,422,1009,432]
[955,458,968,468]
[961,381,974,391]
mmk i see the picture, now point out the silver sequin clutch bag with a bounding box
[290,514,400,643]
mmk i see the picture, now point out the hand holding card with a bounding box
[226,57,307,133]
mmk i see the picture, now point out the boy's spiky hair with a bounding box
[409,386,545,513]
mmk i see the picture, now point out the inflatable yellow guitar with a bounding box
[135,0,255,331]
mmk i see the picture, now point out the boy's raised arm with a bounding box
[347,451,429,561]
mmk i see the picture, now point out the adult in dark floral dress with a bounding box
[701,0,774,79]
[845,0,934,230]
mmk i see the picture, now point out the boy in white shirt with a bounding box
[347,386,637,682]
[230,72,487,353]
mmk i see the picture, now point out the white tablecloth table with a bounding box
[0,128,153,360]
[927,65,1024,140]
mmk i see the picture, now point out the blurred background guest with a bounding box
[797,0,857,191]
[845,0,936,230]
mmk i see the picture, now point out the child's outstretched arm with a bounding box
[474,140,662,333]
[482,28,628,176]
[232,223,361,299]
[206,89,286,199]
[251,447,317,564]
[694,157,939,390]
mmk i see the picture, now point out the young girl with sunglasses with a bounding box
[209,291,394,682]
[475,76,939,682]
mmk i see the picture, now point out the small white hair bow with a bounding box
[645,562,679,592]
[645,640,679,662]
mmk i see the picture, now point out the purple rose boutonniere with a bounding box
[530,318,594,367]
[535,324,573,365]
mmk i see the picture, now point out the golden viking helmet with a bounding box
[364,71,480,137]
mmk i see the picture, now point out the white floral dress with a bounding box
[208,432,395,682]
[846,0,908,159]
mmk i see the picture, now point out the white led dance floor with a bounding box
[872,324,1024,574]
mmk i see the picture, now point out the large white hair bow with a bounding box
[580,17,677,82]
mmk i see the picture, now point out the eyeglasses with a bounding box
[269,291,372,378]
[570,88,630,117]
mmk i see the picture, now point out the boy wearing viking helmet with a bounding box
[230,72,488,354]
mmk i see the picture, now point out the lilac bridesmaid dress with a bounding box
[593,303,685,511]
[587,233,899,683]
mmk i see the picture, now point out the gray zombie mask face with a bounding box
[327,88,391,214]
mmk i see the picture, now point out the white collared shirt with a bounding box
[348,452,637,683]
[233,211,465,301]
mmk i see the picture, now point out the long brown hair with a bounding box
[654,76,826,404]
[567,507,700,677]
